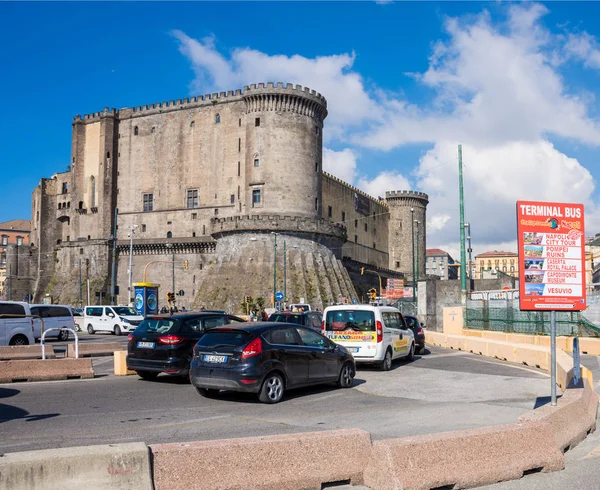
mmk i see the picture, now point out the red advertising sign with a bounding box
[516,200,586,311]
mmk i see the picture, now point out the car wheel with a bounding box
[258,372,284,404]
[113,325,121,336]
[406,342,415,362]
[195,387,219,398]
[75,325,81,332]
[136,371,159,381]
[380,349,393,371]
[87,324,95,335]
[57,330,69,341]
[9,335,28,346]
[337,362,354,388]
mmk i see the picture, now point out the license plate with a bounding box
[137,341,155,349]
[348,347,359,353]
[203,354,227,363]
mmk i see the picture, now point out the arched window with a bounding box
[79,201,84,210]
[215,113,220,124]
[167,231,172,238]
[90,176,96,208]
[134,126,139,136]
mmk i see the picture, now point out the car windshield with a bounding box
[269,314,304,324]
[325,310,375,331]
[289,305,309,312]
[136,318,178,334]
[113,307,137,316]
[196,330,251,349]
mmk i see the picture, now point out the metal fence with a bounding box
[466,289,600,337]
[389,300,418,317]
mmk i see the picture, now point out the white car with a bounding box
[0,301,36,346]
[84,305,144,335]
[322,304,415,370]
[29,304,76,341]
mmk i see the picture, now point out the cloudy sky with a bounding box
[2,2,599,258]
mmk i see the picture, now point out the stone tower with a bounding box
[385,190,429,285]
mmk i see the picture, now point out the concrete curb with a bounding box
[150,429,372,490]
[68,342,123,358]
[0,442,153,490]
[0,345,55,360]
[0,358,94,383]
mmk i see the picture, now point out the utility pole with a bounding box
[272,233,278,309]
[411,208,416,300]
[8,264,12,301]
[110,207,118,305]
[414,220,420,284]
[283,240,287,304]
[465,222,473,292]
[128,224,137,306]
[79,258,82,306]
[459,144,468,309]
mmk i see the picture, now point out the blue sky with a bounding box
[2,1,600,256]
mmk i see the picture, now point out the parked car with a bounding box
[29,304,76,341]
[127,312,245,380]
[84,305,144,335]
[267,310,322,330]
[403,315,426,354]
[190,322,356,404]
[0,301,35,346]
[72,308,84,332]
[322,304,415,370]
[288,303,311,312]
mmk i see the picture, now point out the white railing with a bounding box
[41,328,79,359]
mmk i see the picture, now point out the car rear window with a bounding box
[136,318,178,334]
[269,314,304,325]
[0,304,26,316]
[196,330,251,349]
[325,310,375,331]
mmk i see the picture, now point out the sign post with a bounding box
[516,200,586,406]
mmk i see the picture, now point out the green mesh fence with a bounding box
[465,300,600,337]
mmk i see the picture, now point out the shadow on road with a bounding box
[533,395,562,409]
[0,387,60,423]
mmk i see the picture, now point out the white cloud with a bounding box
[171,3,600,253]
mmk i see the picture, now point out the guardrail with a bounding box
[41,328,79,359]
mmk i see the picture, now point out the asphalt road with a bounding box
[0,345,557,454]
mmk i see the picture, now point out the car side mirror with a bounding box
[108,312,115,318]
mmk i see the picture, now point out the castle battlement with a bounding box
[73,83,327,123]
[385,190,429,203]
[322,172,389,209]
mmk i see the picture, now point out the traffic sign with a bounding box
[275,291,284,301]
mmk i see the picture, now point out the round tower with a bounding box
[242,82,327,218]
[385,190,429,286]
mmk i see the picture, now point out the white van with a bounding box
[0,301,36,346]
[322,304,415,370]
[29,304,75,341]
[84,305,144,335]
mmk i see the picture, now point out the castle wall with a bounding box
[321,172,389,268]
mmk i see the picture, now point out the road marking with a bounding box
[419,351,470,360]
[583,443,600,459]
[464,355,550,377]
[292,392,343,405]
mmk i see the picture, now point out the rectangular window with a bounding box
[187,189,199,209]
[203,225,206,234]
[16,236,23,246]
[141,224,146,232]
[238,161,241,177]
[354,235,358,243]
[373,242,376,249]
[315,126,319,134]
[252,189,261,205]
[364,223,368,232]
[315,161,319,172]
[239,118,241,127]
[327,206,332,218]
[62,182,68,194]
[143,193,153,212]
[254,158,260,167]
[191,213,197,220]
[238,138,241,152]
[1,235,7,245]
[315,197,318,210]
[354,219,358,228]
[237,185,240,200]
[341,211,345,223]
[230,194,235,204]
[255,117,260,127]
[396,261,400,268]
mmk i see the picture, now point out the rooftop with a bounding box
[426,248,449,256]
[475,251,518,258]
[0,219,31,232]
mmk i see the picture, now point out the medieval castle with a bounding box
[16,82,428,311]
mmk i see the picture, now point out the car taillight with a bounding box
[241,338,262,359]
[128,334,134,342]
[376,321,383,343]
[158,335,184,345]
[321,320,325,333]
[417,327,423,335]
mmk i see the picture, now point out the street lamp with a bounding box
[127,224,138,306]
[410,207,415,300]
[271,232,278,309]
[414,220,420,285]
[166,243,175,297]
[465,222,473,292]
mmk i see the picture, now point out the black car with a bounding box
[267,311,323,330]
[403,315,425,353]
[127,312,245,380]
[189,322,356,403]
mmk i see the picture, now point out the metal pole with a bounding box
[110,207,118,305]
[273,233,277,309]
[79,258,82,306]
[466,222,473,292]
[172,249,175,297]
[128,226,134,306]
[551,310,557,406]
[283,240,287,303]
[411,208,415,300]
[8,264,11,301]
[87,278,91,305]
[415,222,420,283]
[459,144,467,303]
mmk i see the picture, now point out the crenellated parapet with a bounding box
[323,172,389,209]
[210,214,346,240]
[73,82,328,123]
[385,190,429,207]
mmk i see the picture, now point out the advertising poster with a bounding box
[516,201,586,311]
